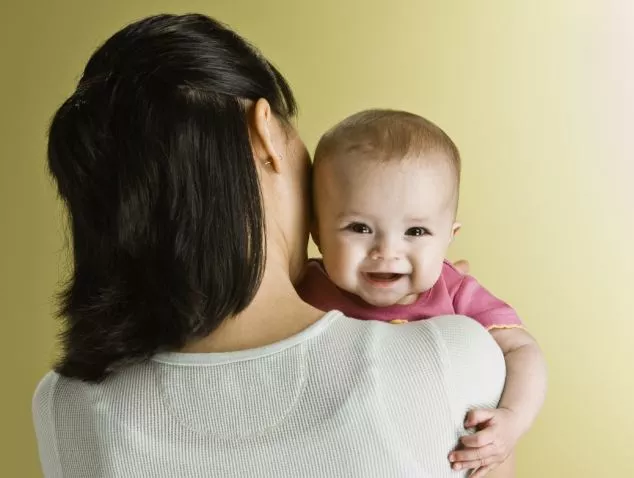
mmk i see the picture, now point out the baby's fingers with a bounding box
[449,443,497,467]
[464,408,495,428]
[460,428,496,448]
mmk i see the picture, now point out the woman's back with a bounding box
[34,313,505,478]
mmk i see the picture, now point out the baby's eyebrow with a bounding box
[337,211,366,219]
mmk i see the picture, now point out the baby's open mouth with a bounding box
[365,272,404,283]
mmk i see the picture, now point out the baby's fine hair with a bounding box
[314,109,461,185]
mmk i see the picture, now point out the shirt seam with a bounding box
[154,343,310,440]
[426,320,466,443]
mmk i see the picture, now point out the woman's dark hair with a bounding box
[47,13,297,382]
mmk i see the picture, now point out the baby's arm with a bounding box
[446,267,547,477]
[489,327,547,438]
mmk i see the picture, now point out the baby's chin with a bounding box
[359,291,420,308]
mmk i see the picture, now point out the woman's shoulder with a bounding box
[32,371,61,438]
[33,370,79,425]
[334,314,506,407]
[369,314,505,373]
[414,315,506,415]
[33,370,60,405]
[32,363,156,456]
[32,362,154,429]
[327,314,506,463]
[336,312,498,352]
[421,314,500,347]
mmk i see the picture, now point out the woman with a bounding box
[33,13,507,477]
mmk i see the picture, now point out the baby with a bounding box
[298,109,547,476]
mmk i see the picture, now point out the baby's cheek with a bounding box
[327,247,360,287]
[413,260,443,291]
[426,261,445,287]
[322,248,346,278]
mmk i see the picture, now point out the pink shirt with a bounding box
[297,259,522,330]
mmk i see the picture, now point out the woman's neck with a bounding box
[181,265,324,353]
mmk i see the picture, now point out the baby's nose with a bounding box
[369,239,402,261]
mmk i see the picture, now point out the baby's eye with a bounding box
[406,227,431,237]
[347,223,372,234]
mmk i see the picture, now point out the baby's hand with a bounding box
[448,407,521,477]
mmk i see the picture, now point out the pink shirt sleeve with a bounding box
[443,262,523,330]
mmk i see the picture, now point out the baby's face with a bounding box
[314,153,459,307]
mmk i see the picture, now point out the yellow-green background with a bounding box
[2,1,632,476]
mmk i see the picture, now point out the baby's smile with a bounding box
[362,271,408,291]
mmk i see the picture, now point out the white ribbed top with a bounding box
[33,312,505,477]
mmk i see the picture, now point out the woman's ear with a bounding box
[249,98,283,172]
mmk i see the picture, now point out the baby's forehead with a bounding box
[316,154,457,213]
[316,150,458,187]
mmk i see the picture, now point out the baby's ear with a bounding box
[451,222,462,241]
